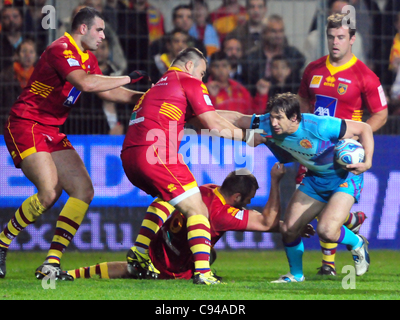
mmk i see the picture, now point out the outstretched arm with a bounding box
[245,163,285,232]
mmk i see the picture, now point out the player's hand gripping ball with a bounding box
[334,139,365,166]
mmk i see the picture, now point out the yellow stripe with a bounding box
[147,206,168,222]
[213,188,226,205]
[64,32,89,63]
[326,54,358,75]
[188,229,210,240]
[142,220,160,233]
[162,103,183,116]
[187,215,210,228]
[320,242,339,249]
[89,266,97,277]
[51,235,71,247]
[99,262,109,279]
[31,80,53,89]
[20,146,37,160]
[153,198,176,213]
[183,181,198,192]
[190,244,210,254]
[160,110,180,121]
[160,106,182,120]
[194,261,210,269]
[136,234,150,246]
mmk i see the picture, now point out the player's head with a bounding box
[326,13,356,61]
[171,47,207,81]
[220,168,259,209]
[71,6,105,51]
[266,92,301,134]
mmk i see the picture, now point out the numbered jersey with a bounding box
[298,55,387,120]
[9,32,102,126]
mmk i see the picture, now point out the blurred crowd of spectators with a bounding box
[1,0,400,135]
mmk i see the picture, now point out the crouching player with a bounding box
[68,163,315,282]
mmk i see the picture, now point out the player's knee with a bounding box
[38,189,62,209]
[316,223,338,243]
[281,222,299,243]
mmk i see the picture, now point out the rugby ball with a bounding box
[334,139,365,166]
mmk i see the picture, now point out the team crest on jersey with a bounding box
[299,138,313,149]
[324,76,336,87]
[310,75,323,88]
[338,83,348,95]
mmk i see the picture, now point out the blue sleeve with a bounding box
[249,114,272,136]
[316,116,343,141]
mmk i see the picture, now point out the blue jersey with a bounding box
[250,113,346,178]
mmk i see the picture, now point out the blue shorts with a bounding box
[298,172,364,203]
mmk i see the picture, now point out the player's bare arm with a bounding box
[342,120,374,174]
[366,108,388,132]
[66,69,131,93]
[245,162,285,232]
[196,110,266,146]
[97,86,144,105]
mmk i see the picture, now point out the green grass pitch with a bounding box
[1,250,400,300]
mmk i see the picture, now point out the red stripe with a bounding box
[57,216,80,230]
[75,269,80,279]
[187,224,210,233]
[95,264,101,275]
[149,202,174,221]
[84,267,90,278]
[18,206,31,225]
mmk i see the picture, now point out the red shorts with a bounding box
[4,116,75,168]
[121,145,198,204]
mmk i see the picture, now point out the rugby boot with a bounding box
[35,263,74,281]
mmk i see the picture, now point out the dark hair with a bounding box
[221,169,259,199]
[326,13,356,38]
[172,4,192,21]
[271,54,291,68]
[209,51,229,64]
[165,28,189,43]
[266,92,301,122]
[171,47,207,67]
[220,169,259,199]
[71,7,104,32]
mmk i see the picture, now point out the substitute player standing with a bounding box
[0,7,148,280]
[121,47,266,285]
[297,13,388,275]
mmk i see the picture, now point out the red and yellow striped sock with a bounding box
[134,198,175,255]
[0,194,46,249]
[320,240,337,270]
[187,215,211,275]
[45,197,88,265]
[69,262,109,279]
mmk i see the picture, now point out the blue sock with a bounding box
[284,237,304,280]
[337,226,362,249]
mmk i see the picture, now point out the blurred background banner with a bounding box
[0,134,399,251]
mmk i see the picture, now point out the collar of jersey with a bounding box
[213,187,226,205]
[326,54,357,75]
[168,66,183,72]
[64,32,89,64]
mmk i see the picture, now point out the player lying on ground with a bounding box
[67,164,314,281]
[224,92,373,282]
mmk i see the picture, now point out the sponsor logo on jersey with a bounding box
[310,75,323,88]
[324,75,336,87]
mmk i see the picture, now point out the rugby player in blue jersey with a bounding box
[224,92,373,282]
